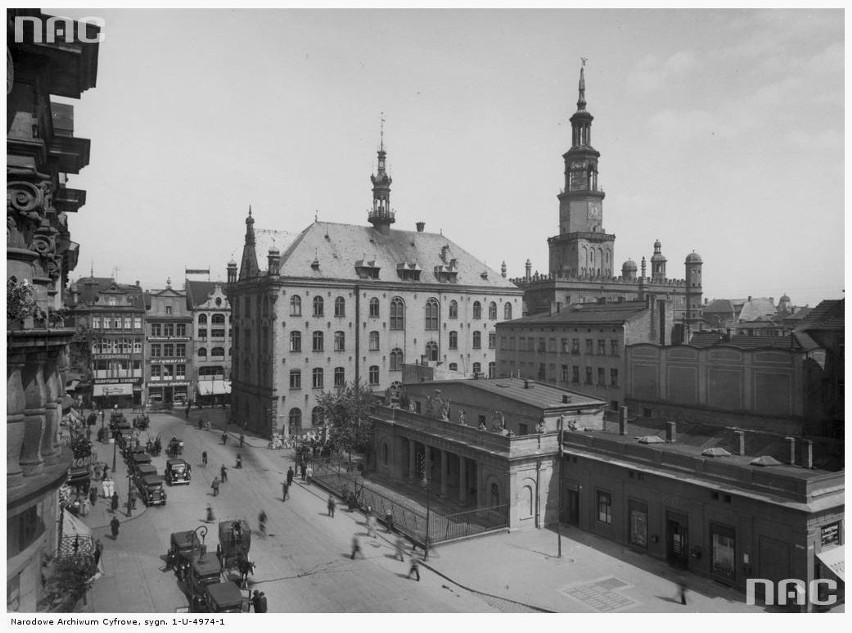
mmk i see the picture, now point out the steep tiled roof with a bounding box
[727,335,798,350]
[273,221,518,290]
[500,301,648,326]
[737,297,777,322]
[72,277,145,309]
[689,331,724,348]
[798,299,844,333]
[186,280,219,309]
[702,299,736,315]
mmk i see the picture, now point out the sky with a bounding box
[45,6,844,307]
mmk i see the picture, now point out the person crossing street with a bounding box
[407,554,421,581]
[327,495,336,517]
[220,464,228,483]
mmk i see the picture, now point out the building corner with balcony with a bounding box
[7,9,100,611]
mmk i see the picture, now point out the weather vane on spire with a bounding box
[581,57,588,67]
[380,112,386,151]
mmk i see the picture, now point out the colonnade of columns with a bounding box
[401,437,479,507]
[7,340,71,488]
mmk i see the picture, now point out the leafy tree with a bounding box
[39,553,98,611]
[316,380,375,467]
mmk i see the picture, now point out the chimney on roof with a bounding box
[619,406,628,436]
[136,280,140,287]
[562,394,569,404]
[748,295,752,302]
[523,379,530,389]
[665,421,676,443]
[785,437,796,465]
[416,221,425,232]
[803,439,813,469]
[734,430,745,456]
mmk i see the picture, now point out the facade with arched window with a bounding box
[228,192,521,438]
[186,280,232,406]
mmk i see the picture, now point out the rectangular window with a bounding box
[151,323,161,336]
[488,332,496,350]
[124,318,132,329]
[598,339,606,355]
[151,344,161,357]
[176,343,186,357]
[537,364,546,380]
[628,500,648,548]
[312,368,324,389]
[198,328,207,338]
[150,365,161,379]
[610,368,619,387]
[368,365,379,385]
[103,317,112,329]
[597,367,606,386]
[164,343,174,357]
[572,366,580,384]
[334,367,345,388]
[211,328,225,338]
[175,364,186,379]
[572,338,580,354]
[561,365,569,383]
[537,338,545,352]
[585,367,593,385]
[176,323,186,336]
[369,331,379,351]
[289,370,301,390]
[165,306,172,315]
[610,340,619,356]
[561,338,568,353]
[163,364,174,379]
[92,316,101,329]
[585,339,593,355]
[134,317,141,329]
[164,323,174,336]
[597,491,612,524]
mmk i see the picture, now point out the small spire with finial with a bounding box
[380,111,385,152]
[577,57,588,112]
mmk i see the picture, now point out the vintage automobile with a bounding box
[133,414,150,430]
[136,473,167,506]
[115,428,134,451]
[199,582,245,613]
[185,553,223,607]
[217,520,251,569]
[129,451,152,475]
[165,458,191,485]
[167,531,207,581]
[166,437,184,458]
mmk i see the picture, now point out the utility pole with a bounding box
[557,415,564,558]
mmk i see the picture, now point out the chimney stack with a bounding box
[803,439,813,469]
[619,406,628,436]
[666,421,676,443]
[785,437,796,465]
[734,430,745,456]
[416,221,425,232]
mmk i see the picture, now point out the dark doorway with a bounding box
[565,489,580,526]
[666,513,689,569]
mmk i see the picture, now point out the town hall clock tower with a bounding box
[548,63,615,278]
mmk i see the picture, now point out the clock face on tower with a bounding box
[587,201,601,220]
[571,160,585,170]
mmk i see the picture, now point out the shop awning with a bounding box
[93,383,133,397]
[816,546,845,582]
[61,395,76,410]
[198,380,230,395]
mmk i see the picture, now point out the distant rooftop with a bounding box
[500,301,648,327]
[418,377,607,410]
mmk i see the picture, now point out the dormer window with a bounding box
[355,259,381,279]
[397,262,422,281]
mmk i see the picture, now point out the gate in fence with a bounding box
[311,457,508,546]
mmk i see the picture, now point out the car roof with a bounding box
[167,458,187,466]
[206,582,242,607]
[142,474,165,485]
[192,554,222,576]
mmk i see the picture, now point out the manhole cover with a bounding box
[560,579,637,612]
[597,577,628,590]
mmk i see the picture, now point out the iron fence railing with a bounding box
[310,457,508,546]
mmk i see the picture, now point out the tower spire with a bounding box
[577,57,588,112]
[369,114,395,234]
[238,205,259,280]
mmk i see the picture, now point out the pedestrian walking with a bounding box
[89,485,98,506]
[256,592,268,613]
[185,405,190,419]
[367,513,377,539]
[102,465,110,481]
[407,554,421,581]
[258,510,267,536]
[327,495,336,517]
[395,535,406,561]
[94,539,103,567]
[110,516,120,540]
[206,504,215,523]
[286,466,294,487]
[110,491,119,513]
[220,465,228,482]
[282,481,289,502]
[81,497,90,517]
[236,454,242,469]
[202,451,207,467]
[251,590,260,612]
[239,434,245,448]
[678,580,688,605]
[211,477,220,497]
[198,418,203,430]
[222,431,228,445]
[385,508,394,533]
[351,535,363,559]
[300,461,306,481]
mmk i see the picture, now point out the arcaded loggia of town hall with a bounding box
[7,8,843,616]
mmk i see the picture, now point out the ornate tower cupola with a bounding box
[549,61,614,279]
[226,258,238,284]
[650,239,668,282]
[238,206,260,281]
[368,114,395,235]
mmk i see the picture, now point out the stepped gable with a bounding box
[276,221,516,288]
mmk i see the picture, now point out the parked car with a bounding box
[167,531,207,581]
[166,437,184,458]
[136,474,167,506]
[166,458,191,485]
[129,452,152,476]
[134,463,158,482]
[201,582,245,613]
[185,553,223,610]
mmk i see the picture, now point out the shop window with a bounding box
[597,490,612,524]
[710,524,737,581]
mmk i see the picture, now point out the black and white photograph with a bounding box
[5,3,845,620]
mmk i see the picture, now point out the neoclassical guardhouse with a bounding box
[370,377,607,528]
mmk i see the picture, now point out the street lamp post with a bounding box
[188,525,208,563]
[112,429,117,472]
[557,415,564,558]
[126,471,133,517]
[421,449,433,561]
